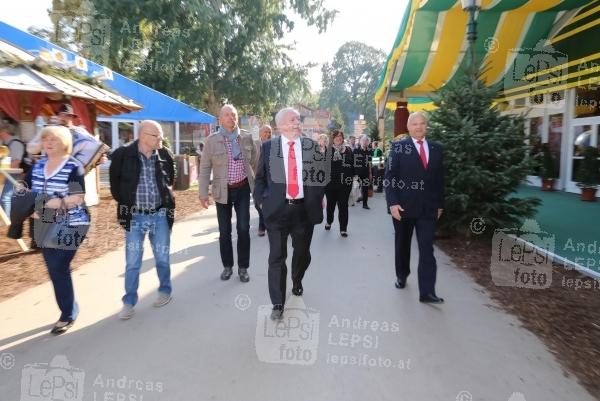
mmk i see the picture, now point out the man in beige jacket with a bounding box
[199,104,258,282]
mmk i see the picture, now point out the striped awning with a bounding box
[375,0,595,111]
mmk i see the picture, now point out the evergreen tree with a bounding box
[427,71,540,236]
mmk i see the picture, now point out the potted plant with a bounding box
[575,146,600,201]
[538,143,558,191]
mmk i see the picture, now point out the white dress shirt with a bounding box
[281,135,304,199]
[412,136,429,163]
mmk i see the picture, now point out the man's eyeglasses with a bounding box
[143,132,163,139]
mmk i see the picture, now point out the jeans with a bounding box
[123,212,172,306]
[0,175,17,217]
[42,248,79,321]
[216,184,250,269]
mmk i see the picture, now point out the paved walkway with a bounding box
[0,194,595,401]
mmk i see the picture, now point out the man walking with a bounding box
[385,112,445,303]
[0,121,27,216]
[254,107,328,320]
[109,120,176,319]
[199,105,258,282]
[255,125,272,237]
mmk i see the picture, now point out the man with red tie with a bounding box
[254,107,328,320]
[385,112,445,304]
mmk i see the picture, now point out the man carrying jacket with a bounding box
[109,120,176,320]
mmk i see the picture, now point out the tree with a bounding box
[328,105,345,133]
[427,70,540,236]
[319,41,385,130]
[35,0,337,118]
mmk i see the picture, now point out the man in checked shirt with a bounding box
[199,105,258,282]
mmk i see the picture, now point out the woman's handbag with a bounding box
[34,199,90,250]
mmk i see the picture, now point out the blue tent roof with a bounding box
[0,21,215,124]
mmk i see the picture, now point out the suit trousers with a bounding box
[392,216,438,296]
[267,203,314,306]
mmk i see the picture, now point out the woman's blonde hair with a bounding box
[41,125,72,154]
[318,133,329,146]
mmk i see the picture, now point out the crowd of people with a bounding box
[2,103,445,333]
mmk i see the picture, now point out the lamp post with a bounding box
[461,0,482,70]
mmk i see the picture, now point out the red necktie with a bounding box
[287,141,299,198]
[417,140,428,169]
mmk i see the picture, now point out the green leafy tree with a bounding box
[427,71,540,236]
[35,0,337,117]
[319,41,385,130]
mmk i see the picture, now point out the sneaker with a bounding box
[153,293,172,307]
[119,304,135,320]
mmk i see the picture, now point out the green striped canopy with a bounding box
[375,0,597,111]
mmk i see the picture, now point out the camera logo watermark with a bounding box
[1,352,15,370]
[20,355,84,401]
[456,390,473,401]
[505,40,567,110]
[490,219,554,289]
[234,294,252,311]
[255,298,320,365]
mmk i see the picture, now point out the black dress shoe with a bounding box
[340,231,348,237]
[292,282,303,296]
[270,305,283,320]
[50,319,75,335]
[238,268,250,283]
[220,267,233,280]
[324,223,331,230]
[362,205,370,210]
[419,294,444,304]
[394,279,406,289]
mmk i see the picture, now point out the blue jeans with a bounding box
[1,176,16,217]
[123,212,172,306]
[216,184,250,268]
[42,248,80,321]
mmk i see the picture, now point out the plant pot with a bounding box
[541,178,555,191]
[580,187,598,201]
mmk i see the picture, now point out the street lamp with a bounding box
[461,0,482,69]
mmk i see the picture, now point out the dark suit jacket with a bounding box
[385,137,444,219]
[254,136,327,225]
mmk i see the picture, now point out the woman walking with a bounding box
[354,134,372,209]
[25,125,89,334]
[325,130,354,237]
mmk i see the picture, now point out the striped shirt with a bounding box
[29,157,85,197]
[135,151,161,210]
[224,137,246,184]
[27,156,88,225]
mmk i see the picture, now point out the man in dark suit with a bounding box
[385,112,445,304]
[254,107,328,320]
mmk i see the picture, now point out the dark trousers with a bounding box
[375,168,384,192]
[325,186,351,231]
[267,204,314,306]
[359,178,369,207]
[255,201,265,231]
[42,248,78,321]
[392,216,438,296]
[216,184,251,269]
